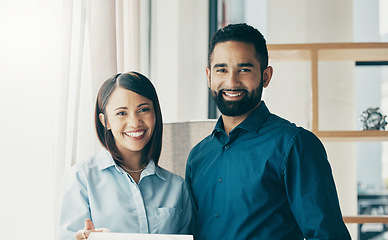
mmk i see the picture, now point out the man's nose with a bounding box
[225,71,241,88]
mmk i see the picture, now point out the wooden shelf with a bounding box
[343,215,388,224]
[268,42,388,139]
[268,42,388,62]
[316,131,388,142]
[268,43,388,228]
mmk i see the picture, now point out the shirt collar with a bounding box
[211,101,271,136]
[96,148,116,170]
[141,160,167,181]
[96,148,166,181]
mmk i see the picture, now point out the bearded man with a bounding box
[185,23,351,240]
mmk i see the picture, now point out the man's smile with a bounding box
[222,90,246,100]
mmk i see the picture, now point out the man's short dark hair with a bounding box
[208,23,268,73]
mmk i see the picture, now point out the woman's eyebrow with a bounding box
[137,103,151,107]
[114,106,128,111]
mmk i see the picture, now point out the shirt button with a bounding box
[215,212,219,218]
[224,145,230,150]
[218,178,223,183]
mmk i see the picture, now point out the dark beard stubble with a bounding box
[211,80,263,117]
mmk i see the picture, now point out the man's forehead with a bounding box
[210,41,258,63]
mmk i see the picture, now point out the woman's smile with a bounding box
[124,129,147,139]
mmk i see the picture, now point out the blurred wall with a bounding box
[150,0,209,123]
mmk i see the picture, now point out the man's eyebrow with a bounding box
[238,63,255,68]
[213,63,255,68]
[213,63,227,68]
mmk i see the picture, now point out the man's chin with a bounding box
[212,88,263,117]
[217,99,262,117]
[217,103,246,116]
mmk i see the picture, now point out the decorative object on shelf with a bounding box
[360,107,388,130]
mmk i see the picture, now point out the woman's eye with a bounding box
[139,108,150,113]
[116,112,127,116]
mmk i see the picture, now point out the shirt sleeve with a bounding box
[176,181,193,234]
[58,166,91,240]
[185,155,198,236]
[283,129,351,240]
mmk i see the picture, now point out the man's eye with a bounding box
[215,68,227,73]
[240,68,251,72]
[116,112,127,116]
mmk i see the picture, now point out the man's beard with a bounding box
[211,82,263,117]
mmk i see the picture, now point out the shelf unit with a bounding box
[268,42,388,227]
[267,42,388,142]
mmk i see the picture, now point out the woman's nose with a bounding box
[126,115,143,128]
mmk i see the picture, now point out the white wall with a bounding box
[150,0,209,123]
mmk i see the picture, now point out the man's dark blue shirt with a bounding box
[185,101,350,240]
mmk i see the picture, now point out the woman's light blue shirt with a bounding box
[59,148,192,240]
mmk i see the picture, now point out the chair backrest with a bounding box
[159,120,216,178]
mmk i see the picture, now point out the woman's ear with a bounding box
[99,113,110,130]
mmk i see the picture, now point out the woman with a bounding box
[58,72,192,240]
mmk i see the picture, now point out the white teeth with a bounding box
[224,92,242,97]
[125,131,145,137]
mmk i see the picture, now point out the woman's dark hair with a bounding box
[95,71,163,166]
[208,23,268,73]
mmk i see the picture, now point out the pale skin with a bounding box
[75,87,156,240]
[206,41,273,135]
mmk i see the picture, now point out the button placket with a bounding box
[127,177,149,233]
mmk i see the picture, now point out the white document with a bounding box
[88,232,193,240]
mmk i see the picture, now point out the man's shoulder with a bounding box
[263,113,319,141]
[266,113,301,131]
[187,134,214,159]
[270,113,323,142]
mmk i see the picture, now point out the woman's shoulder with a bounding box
[72,148,114,174]
[64,149,115,187]
[156,166,185,183]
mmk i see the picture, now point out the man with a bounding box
[185,23,350,240]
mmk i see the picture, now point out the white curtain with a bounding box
[55,0,149,238]
[0,0,148,239]
[0,0,62,239]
